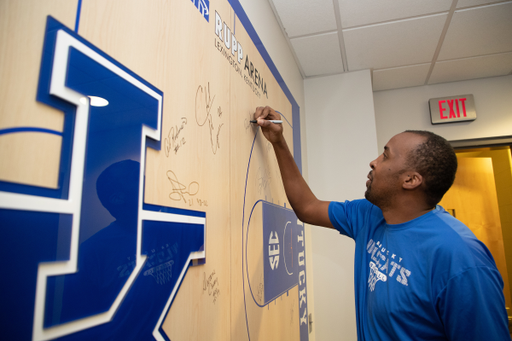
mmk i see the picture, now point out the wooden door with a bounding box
[439,157,511,307]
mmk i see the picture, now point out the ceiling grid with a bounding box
[269,0,512,91]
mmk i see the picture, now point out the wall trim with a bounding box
[449,135,512,149]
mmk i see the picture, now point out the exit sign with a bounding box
[429,94,476,124]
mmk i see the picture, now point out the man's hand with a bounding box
[254,106,284,145]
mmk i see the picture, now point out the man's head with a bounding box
[365,131,457,209]
[403,130,458,207]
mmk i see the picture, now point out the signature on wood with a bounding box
[166,170,199,205]
[203,270,220,304]
[195,82,224,154]
[164,117,188,157]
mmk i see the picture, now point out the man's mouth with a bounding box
[366,172,372,187]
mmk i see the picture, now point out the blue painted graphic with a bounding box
[0,17,205,341]
[191,0,210,22]
[262,202,299,304]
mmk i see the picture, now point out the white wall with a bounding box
[304,70,379,341]
[305,70,379,202]
[373,75,512,151]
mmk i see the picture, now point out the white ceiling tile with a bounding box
[344,14,447,70]
[290,32,344,77]
[457,0,509,9]
[438,2,512,60]
[373,64,431,91]
[270,0,511,88]
[271,0,337,38]
[429,52,512,84]
[338,0,451,28]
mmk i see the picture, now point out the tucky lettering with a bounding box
[298,250,305,267]
[299,270,306,285]
[297,227,308,327]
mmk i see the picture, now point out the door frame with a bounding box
[448,134,512,311]
[450,135,512,149]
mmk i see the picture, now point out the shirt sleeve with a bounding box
[436,266,510,341]
[328,199,377,240]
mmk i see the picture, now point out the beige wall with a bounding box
[373,75,512,151]
[303,70,379,341]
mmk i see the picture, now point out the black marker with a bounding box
[250,120,283,124]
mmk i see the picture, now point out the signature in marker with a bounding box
[195,82,224,154]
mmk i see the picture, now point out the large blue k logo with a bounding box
[0,17,205,341]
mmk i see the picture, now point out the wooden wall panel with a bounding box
[227,10,296,341]
[0,0,76,187]
[79,1,236,339]
[0,1,304,340]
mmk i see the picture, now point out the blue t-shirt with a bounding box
[329,199,510,341]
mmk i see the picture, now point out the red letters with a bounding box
[439,100,447,119]
[459,98,467,117]
[439,97,468,119]
[447,100,456,118]
[431,95,474,124]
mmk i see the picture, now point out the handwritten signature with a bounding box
[258,166,271,194]
[203,270,220,304]
[197,198,208,207]
[164,117,188,157]
[195,82,224,154]
[166,170,199,203]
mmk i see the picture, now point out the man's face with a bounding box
[365,132,425,209]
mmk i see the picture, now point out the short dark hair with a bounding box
[405,130,457,207]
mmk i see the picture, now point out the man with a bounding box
[253,106,510,340]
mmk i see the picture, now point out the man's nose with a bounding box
[369,158,376,169]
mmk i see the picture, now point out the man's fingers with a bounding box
[254,106,267,120]
[253,106,281,123]
[258,118,272,128]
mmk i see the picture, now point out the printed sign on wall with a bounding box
[429,94,476,124]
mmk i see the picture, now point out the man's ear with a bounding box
[402,172,423,190]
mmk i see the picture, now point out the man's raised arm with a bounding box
[254,106,333,228]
